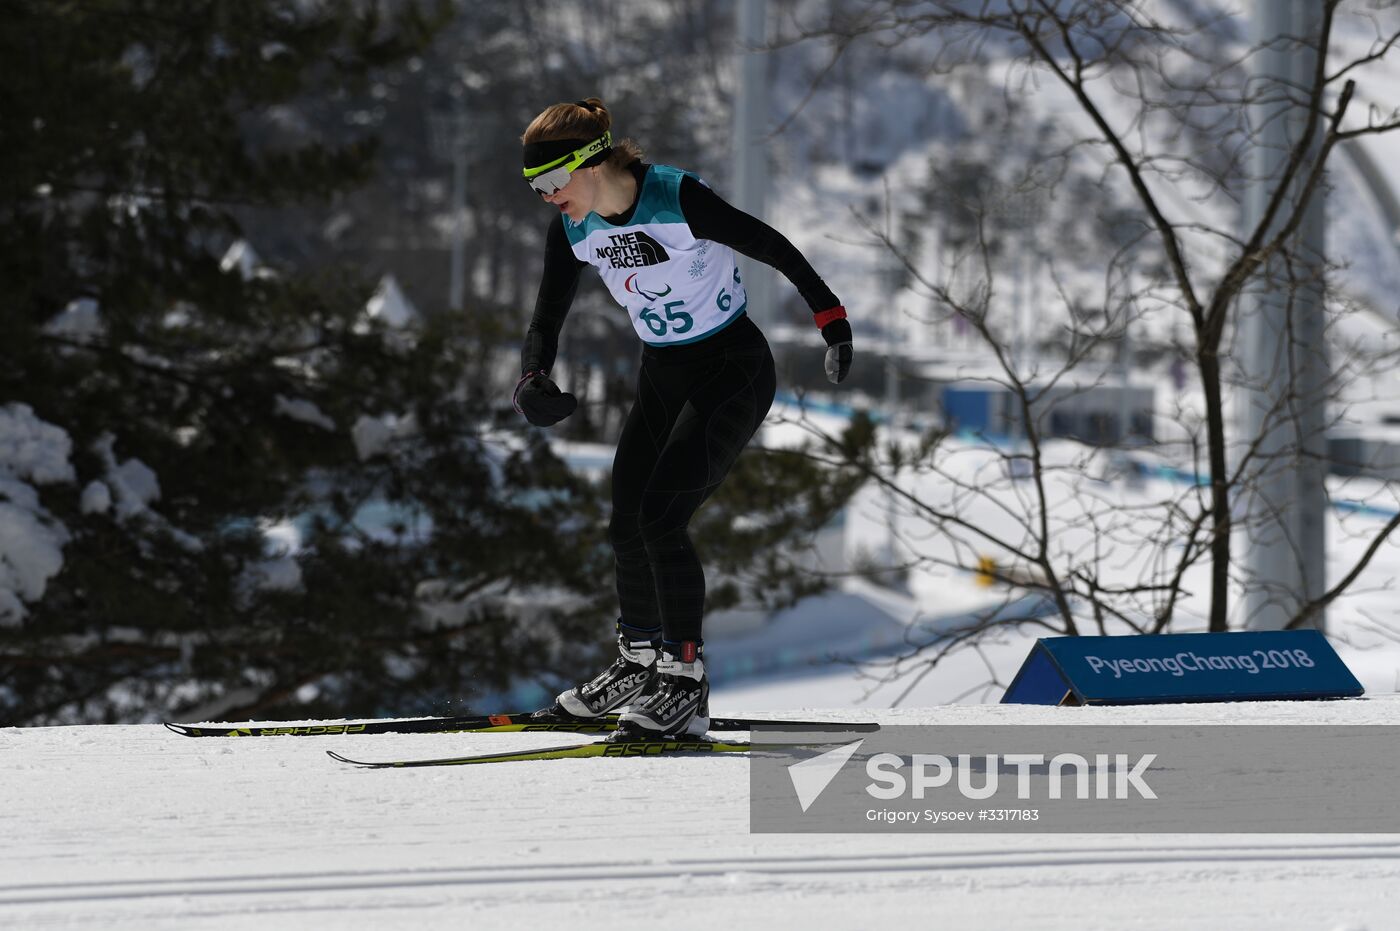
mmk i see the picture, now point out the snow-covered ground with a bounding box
[4,697,1400,930]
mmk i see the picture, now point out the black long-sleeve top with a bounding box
[520,161,840,375]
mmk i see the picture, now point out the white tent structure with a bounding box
[362,274,420,330]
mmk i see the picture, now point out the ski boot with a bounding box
[536,627,660,722]
[615,641,709,739]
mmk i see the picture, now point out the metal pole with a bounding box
[1119,315,1132,446]
[1292,0,1329,632]
[1240,0,1327,631]
[732,0,773,325]
[884,255,901,584]
[448,101,468,312]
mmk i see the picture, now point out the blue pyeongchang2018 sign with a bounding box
[1002,630,1364,705]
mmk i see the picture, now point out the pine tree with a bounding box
[0,0,617,723]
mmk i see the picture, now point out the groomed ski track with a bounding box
[4,700,1400,930]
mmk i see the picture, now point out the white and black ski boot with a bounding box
[616,642,709,738]
[542,632,660,720]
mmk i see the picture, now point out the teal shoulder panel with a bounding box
[562,214,588,247]
[632,164,691,226]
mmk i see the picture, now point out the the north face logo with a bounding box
[595,230,671,269]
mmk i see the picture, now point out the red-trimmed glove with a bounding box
[513,371,577,427]
[815,306,853,385]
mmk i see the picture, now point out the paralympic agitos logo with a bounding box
[597,230,671,268]
[623,273,672,302]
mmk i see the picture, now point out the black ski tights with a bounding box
[607,316,777,643]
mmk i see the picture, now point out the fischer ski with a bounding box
[327,736,758,768]
[165,713,879,738]
[164,714,615,738]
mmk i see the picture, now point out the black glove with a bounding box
[513,371,577,427]
[820,316,853,385]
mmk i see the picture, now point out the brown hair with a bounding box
[521,97,643,170]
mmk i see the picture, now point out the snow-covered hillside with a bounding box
[4,698,1400,930]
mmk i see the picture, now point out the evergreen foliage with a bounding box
[0,0,601,724]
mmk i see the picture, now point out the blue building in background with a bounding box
[941,380,1156,445]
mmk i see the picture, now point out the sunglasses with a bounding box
[523,131,612,196]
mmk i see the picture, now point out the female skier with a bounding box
[515,98,853,739]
